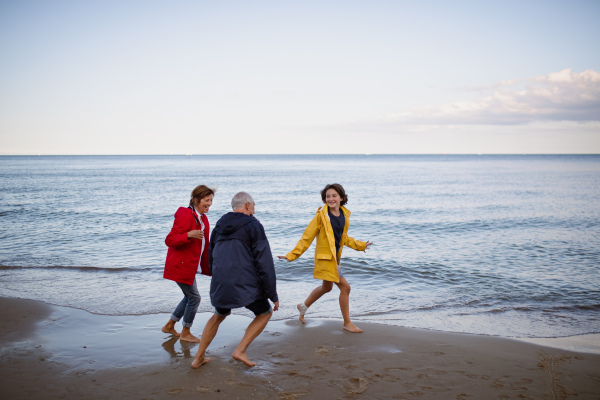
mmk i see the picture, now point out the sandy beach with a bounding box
[1,296,599,400]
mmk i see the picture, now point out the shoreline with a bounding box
[4,293,599,353]
[1,296,599,399]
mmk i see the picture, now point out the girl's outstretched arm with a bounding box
[343,236,373,252]
[281,213,320,261]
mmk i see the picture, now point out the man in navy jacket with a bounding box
[192,192,279,368]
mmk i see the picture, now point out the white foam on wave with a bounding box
[515,333,600,355]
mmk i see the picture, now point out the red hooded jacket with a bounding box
[163,207,210,285]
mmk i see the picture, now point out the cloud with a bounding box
[382,68,600,127]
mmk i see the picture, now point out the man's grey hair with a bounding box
[231,191,254,211]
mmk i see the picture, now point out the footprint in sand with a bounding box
[168,388,183,394]
[315,346,328,356]
[196,386,210,393]
[490,378,505,388]
[346,377,368,394]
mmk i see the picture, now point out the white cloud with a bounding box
[380,68,600,127]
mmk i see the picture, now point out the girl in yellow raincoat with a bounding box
[279,183,373,332]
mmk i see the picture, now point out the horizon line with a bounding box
[1,153,600,157]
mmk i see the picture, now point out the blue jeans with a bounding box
[170,279,200,328]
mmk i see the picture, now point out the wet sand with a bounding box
[1,296,599,399]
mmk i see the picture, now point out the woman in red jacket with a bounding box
[161,185,214,342]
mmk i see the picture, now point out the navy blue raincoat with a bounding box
[209,212,278,309]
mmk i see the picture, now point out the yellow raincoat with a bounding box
[285,205,367,283]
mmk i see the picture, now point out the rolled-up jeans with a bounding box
[171,279,200,328]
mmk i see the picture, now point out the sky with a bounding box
[1,0,599,155]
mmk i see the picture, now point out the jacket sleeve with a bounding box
[165,209,192,247]
[251,223,279,303]
[343,235,367,251]
[285,213,320,261]
[208,227,219,275]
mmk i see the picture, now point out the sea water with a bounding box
[0,155,598,338]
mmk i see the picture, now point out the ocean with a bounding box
[0,154,598,338]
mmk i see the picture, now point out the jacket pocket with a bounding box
[316,253,332,260]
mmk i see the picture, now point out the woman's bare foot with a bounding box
[232,350,256,367]
[297,303,306,324]
[179,327,201,343]
[180,332,201,343]
[343,322,363,333]
[162,324,180,337]
[191,354,211,368]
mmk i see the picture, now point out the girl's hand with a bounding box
[364,241,373,251]
[278,256,291,262]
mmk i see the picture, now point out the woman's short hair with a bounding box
[189,185,215,207]
[321,183,348,206]
[231,191,254,210]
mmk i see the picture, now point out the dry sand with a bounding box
[1,296,599,399]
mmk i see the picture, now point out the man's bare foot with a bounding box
[191,354,211,368]
[297,303,306,324]
[232,350,256,367]
[162,324,180,337]
[180,333,201,343]
[343,322,363,333]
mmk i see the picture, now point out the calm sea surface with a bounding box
[0,155,599,338]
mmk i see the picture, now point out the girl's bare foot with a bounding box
[297,303,307,324]
[162,324,180,337]
[191,354,211,368]
[232,350,256,367]
[343,322,363,333]
[180,332,201,343]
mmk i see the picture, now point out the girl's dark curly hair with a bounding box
[320,183,348,206]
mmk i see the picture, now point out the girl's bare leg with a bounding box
[298,281,333,323]
[335,277,362,333]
